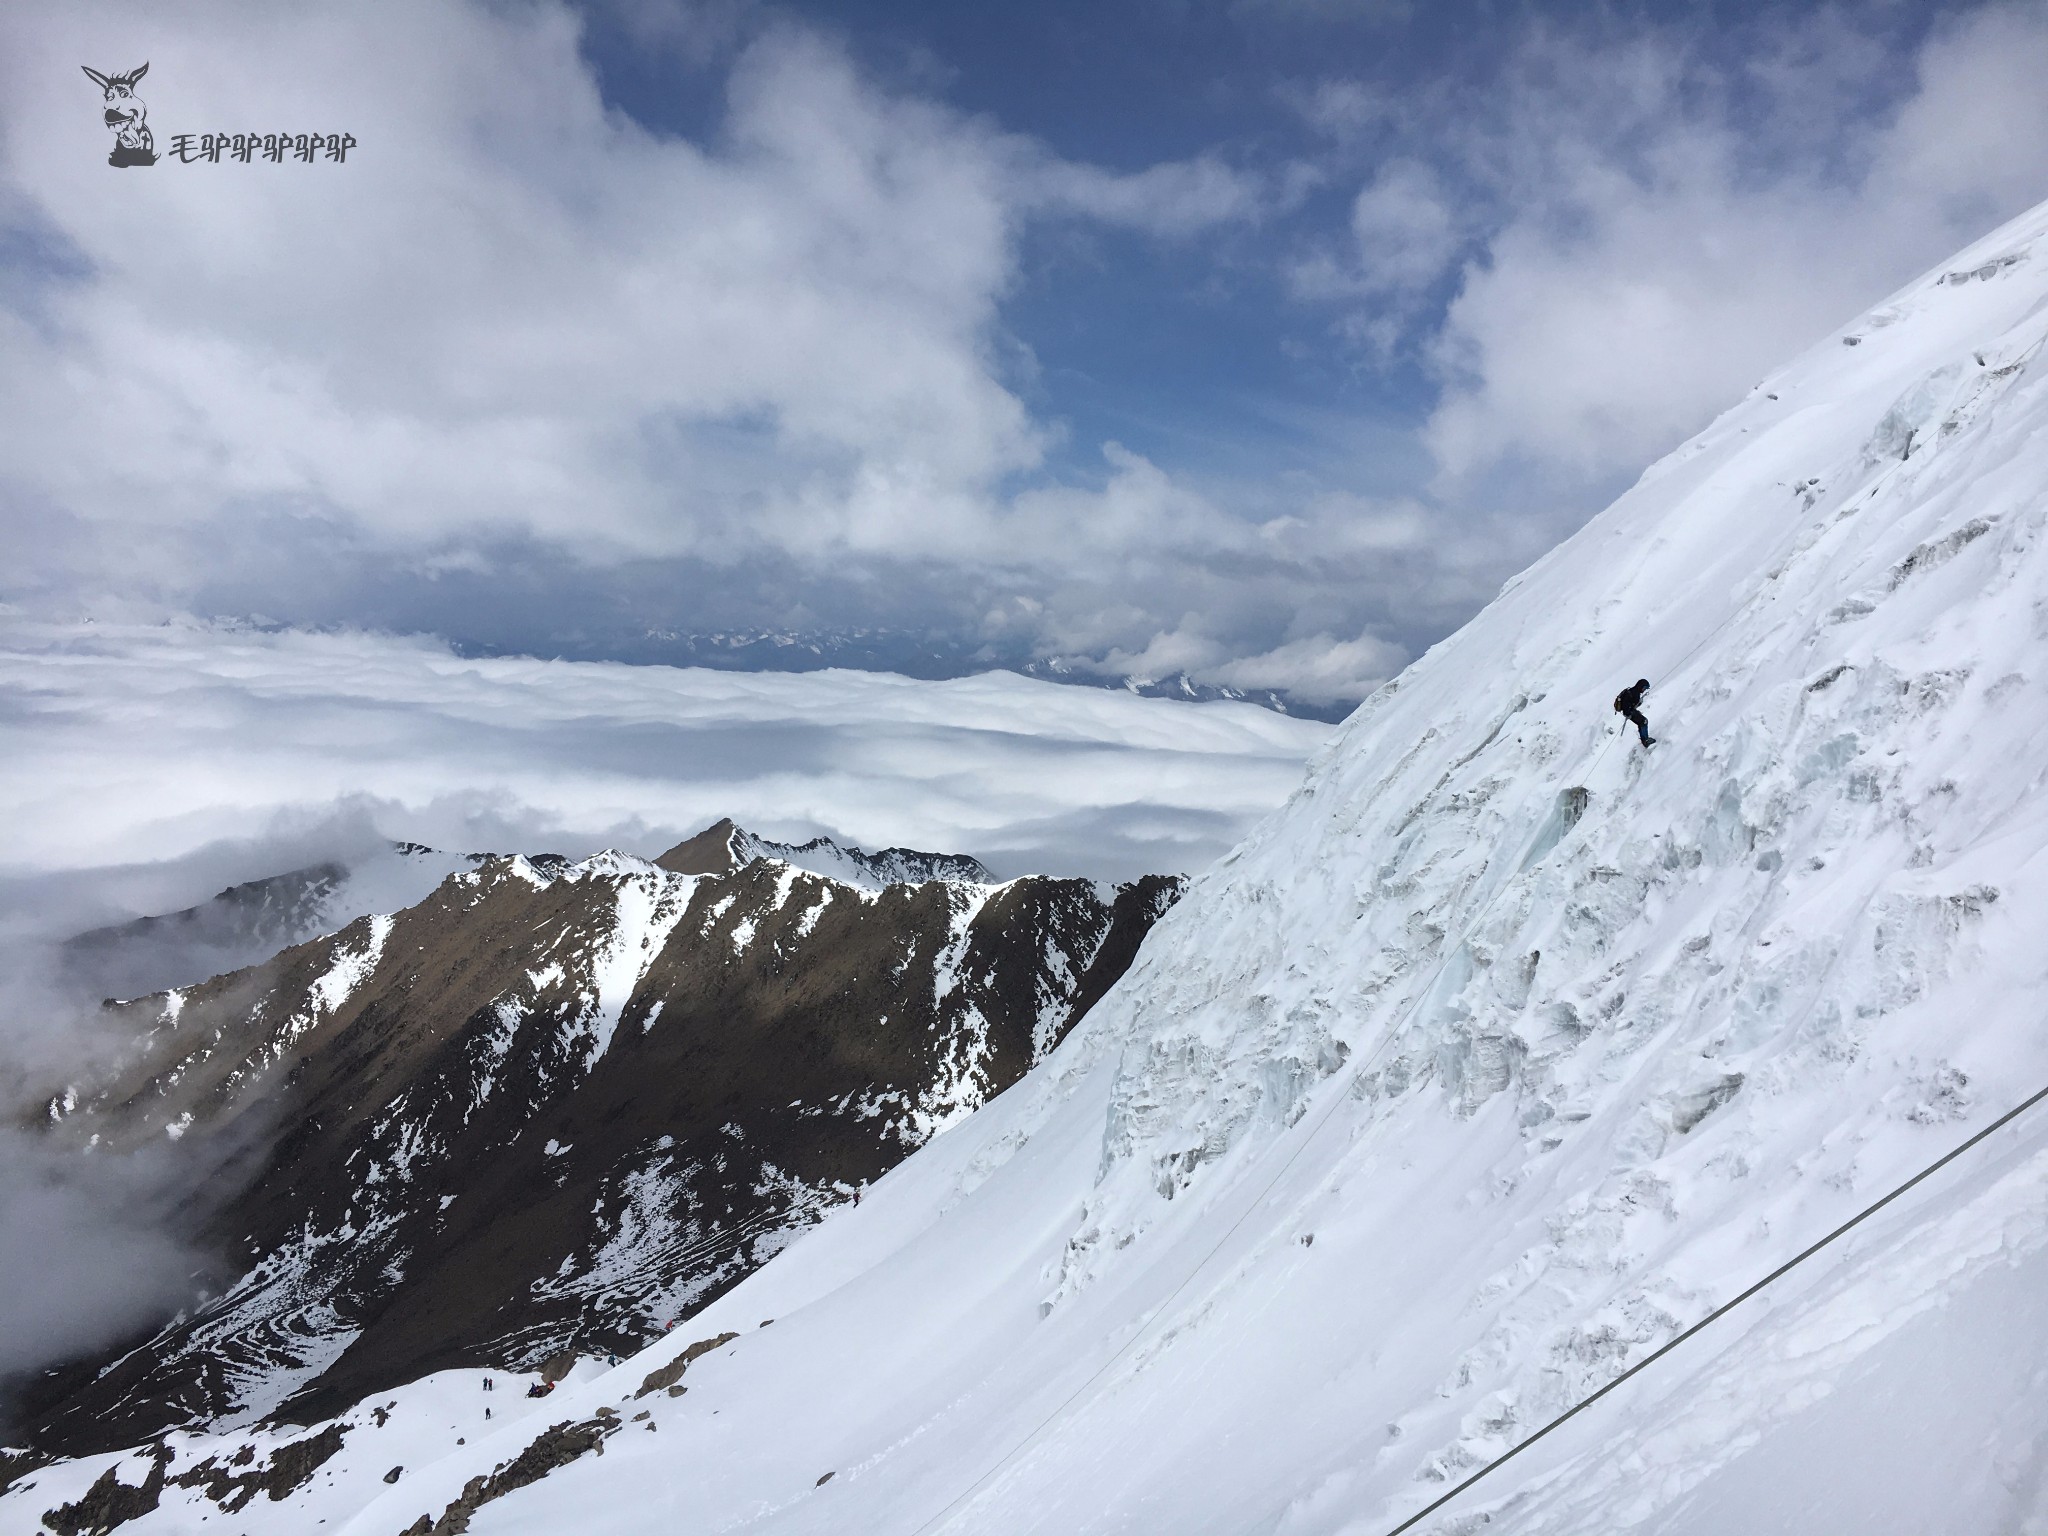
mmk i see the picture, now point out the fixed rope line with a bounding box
[905,711,1625,1535]
[906,412,1969,1529]
[908,908,1515,1532]
[1378,1074,2048,1536]
[1587,718,1622,778]
[906,595,1758,1534]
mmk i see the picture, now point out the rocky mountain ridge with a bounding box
[14,823,1180,1459]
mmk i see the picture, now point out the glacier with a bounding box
[13,201,2048,1536]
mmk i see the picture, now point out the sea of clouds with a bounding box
[0,611,1330,1398]
[0,613,1328,893]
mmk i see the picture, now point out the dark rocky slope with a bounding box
[59,862,349,1003]
[18,822,1180,1456]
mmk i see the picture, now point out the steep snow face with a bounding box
[1005,203,2048,1531]
[18,209,2048,1535]
[924,196,2048,1529]
[384,202,2048,1536]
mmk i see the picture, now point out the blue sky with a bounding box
[566,0,1953,475]
[5,0,2048,709]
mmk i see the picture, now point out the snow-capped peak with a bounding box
[654,817,995,891]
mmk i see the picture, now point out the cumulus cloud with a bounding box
[11,2,2048,726]
[1296,6,2048,508]
[1292,158,1465,299]
[1029,155,1270,238]
[1202,632,1407,706]
[4,10,1033,559]
[3,1,1336,695]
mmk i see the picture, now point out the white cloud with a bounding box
[1292,156,1463,302]
[0,4,1272,578]
[0,0,1370,700]
[0,1130,210,1377]
[14,2,2048,714]
[0,613,1331,888]
[1085,622,1404,708]
[1281,8,2048,505]
[1348,158,1462,288]
[1413,8,2048,493]
[3,10,1034,559]
[1028,154,1269,238]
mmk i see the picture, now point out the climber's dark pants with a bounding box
[1621,708,1651,746]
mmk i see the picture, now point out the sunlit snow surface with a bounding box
[15,208,2048,1535]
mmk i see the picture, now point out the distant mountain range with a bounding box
[456,628,1353,721]
[17,822,1181,1457]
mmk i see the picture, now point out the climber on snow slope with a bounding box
[1614,678,1655,747]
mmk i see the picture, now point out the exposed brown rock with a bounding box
[536,1351,577,1385]
[40,1443,167,1535]
[170,1423,346,1512]
[20,825,1182,1457]
[653,819,743,876]
[405,1414,619,1535]
[0,1445,47,1497]
[635,1332,738,1398]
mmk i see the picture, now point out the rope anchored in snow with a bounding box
[1377,1075,2048,1536]
[908,715,1634,1535]
[905,618,1966,1533]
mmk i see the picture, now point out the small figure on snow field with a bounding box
[1614,678,1656,747]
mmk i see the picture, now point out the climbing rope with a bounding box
[1586,717,1622,778]
[898,659,1998,1533]
[904,477,1907,1531]
[906,714,1620,1534]
[1376,1074,2048,1536]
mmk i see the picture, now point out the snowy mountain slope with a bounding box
[13,201,2048,1536]
[12,826,1180,1464]
[8,1363,584,1535]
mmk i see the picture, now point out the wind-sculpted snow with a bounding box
[977,201,2048,1525]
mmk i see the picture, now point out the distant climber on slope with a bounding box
[1614,678,1656,747]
